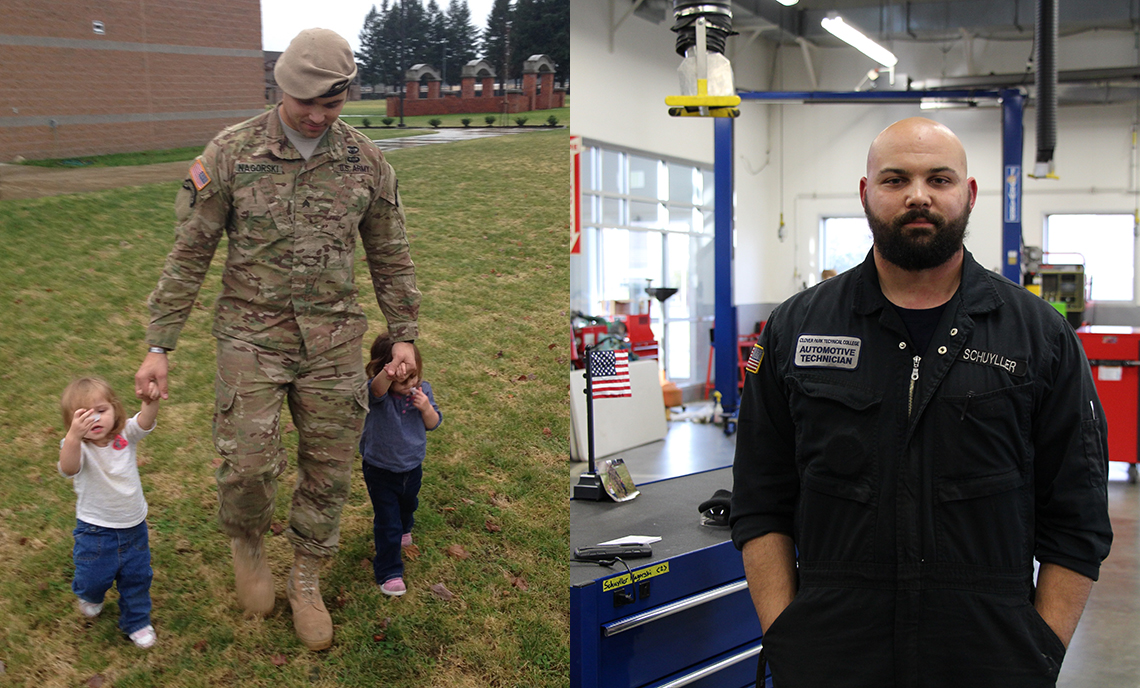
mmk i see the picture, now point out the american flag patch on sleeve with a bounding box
[744,343,764,374]
[189,158,211,191]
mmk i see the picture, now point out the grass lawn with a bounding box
[0,131,569,686]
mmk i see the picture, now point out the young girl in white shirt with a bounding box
[59,376,160,649]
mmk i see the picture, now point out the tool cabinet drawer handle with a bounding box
[602,579,749,636]
[651,642,764,688]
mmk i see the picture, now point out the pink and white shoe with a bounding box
[400,533,414,548]
[380,577,406,597]
[129,625,156,649]
[77,598,103,618]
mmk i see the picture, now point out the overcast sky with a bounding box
[260,0,495,53]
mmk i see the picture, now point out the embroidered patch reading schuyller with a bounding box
[960,348,1027,377]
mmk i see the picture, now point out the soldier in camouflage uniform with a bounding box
[134,28,420,651]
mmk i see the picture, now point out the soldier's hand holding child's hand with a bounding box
[383,360,409,382]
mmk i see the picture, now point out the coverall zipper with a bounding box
[908,355,921,417]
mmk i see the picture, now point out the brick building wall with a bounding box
[0,0,265,161]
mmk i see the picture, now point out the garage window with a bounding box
[1045,214,1135,302]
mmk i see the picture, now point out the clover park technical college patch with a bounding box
[794,334,861,370]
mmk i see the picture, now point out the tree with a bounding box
[539,0,569,82]
[426,0,450,84]
[481,0,513,91]
[445,0,479,73]
[356,3,389,89]
[401,0,431,69]
[510,0,568,83]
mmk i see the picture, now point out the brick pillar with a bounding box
[405,80,419,99]
[426,80,441,99]
[522,72,537,111]
[461,76,475,99]
[386,95,401,117]
[537,73,554,109]
[481,77,494,98]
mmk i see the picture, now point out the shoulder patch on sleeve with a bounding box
[745,343,764,374]
[189,157,211,191]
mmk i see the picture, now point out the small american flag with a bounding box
[589,350,631,399]
[189,158,211,191]
[744,343,764,374]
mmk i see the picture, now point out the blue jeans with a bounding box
[362,463,422,584]
[72,520,152,635]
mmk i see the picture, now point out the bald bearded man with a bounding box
[730,118,1111,687]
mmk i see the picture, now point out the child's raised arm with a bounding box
[60,409,95,476]
[138,382,161,432]
[370,369,393,398]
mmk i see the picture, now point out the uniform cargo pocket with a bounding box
[932,382,1033,566]
[788,376,881,560]
[933,381,1033,481]
[787,376,881,484]
[354,382,371,414]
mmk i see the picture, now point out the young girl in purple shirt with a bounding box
[359,334,442,596]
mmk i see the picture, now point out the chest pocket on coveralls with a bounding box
[787,376,882,561]
[931,381,1034,566]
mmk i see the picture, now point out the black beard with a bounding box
[865,200,970,271]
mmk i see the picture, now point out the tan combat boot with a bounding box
[287,549,333,651]
[231,537,275,617]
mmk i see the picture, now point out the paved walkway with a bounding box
[0,127,548,201]
[373,127,535,151]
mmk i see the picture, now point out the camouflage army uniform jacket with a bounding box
[146,108,420,355]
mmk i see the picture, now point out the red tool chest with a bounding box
[1077,326,1140,482]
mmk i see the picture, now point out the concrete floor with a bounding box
[570,409,1140,685]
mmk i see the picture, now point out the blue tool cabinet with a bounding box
[571,467,767,688]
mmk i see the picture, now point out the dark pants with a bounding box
[362,462,422,584]
[72,519,152,635]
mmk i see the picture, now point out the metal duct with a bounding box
[1035,0,1058,175]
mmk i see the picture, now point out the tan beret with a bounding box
[274,28,357,100]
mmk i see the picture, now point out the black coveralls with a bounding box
[730,250,1112,688]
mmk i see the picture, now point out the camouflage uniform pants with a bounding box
[213,336,368,557]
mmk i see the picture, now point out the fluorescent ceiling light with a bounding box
[821,15,898,68]
[775,0,799,5]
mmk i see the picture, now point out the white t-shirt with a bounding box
[59,414,153,528]
[280,114,326,161]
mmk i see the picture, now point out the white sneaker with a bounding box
[77,599,103,618]
[129,625,156,649]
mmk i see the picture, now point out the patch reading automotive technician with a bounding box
[795,335,861,370]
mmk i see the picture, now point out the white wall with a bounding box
[572,1,1140,314]
[737,32,1140,306]
[570,0,716,163]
